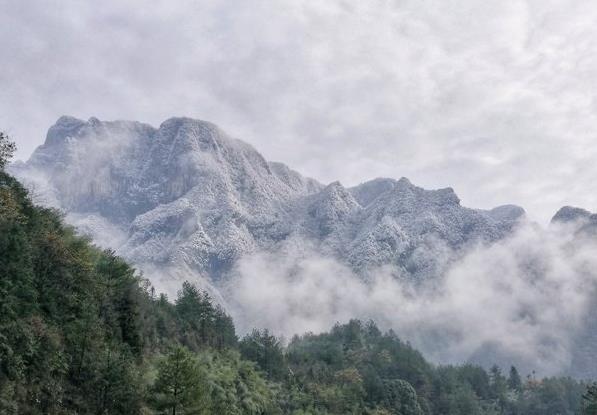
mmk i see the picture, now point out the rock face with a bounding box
[551,206,593,225]
[549,206,597,379]
[16,115,597,378]
[13,116,526,285]
[551,205,597,237]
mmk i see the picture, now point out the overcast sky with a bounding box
[2,0,597,222]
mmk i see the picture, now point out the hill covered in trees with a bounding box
[1,134,597,414]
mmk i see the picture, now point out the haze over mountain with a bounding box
[7,1,597,227]
[11,116,597,378]
[13,116,525,280]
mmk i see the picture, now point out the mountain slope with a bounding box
[2,162,591,414]
[13,116,526,288]
[14,116,597,380]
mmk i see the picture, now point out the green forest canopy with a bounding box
[1,133,596,414]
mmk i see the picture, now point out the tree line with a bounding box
[1,133,596,414]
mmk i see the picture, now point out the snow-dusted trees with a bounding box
[0,132,15,170]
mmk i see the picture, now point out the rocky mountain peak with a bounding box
[486,204,526,223]
[551,206,592,224]
[349,178,397,207]
[42,115,86,148]
[14,115,527,286]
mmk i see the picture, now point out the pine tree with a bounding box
[239,329,286,380]
[489,365,508,411]
[584,383,597,415]
[507,366,522,392]
[151,346,209,415]
[0,132,15,170]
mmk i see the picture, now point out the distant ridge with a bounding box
[13,115,526,285]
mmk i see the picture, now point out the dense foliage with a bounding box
[0,132,15,170]
[0,138,595,414]
[584,384,597,415]
[0,167,245,413]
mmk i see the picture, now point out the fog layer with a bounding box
[224,222,597,376]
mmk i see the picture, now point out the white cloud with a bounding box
[223,223,597,375]
[3,0,597,222]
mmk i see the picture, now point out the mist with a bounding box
[222,222,597,376]
[11,118,597,376]
[6,1,597,223]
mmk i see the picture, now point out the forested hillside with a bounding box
[1,134,596,414]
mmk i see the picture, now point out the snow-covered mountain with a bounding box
[13,116,525,285]
[13,115,597,378]
[551,205,597,238]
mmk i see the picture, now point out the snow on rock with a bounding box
[551,206,592,225]
[15,115,528,287]
[17,115,597,379]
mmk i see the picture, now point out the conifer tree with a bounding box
[240,329,286,380]
[507,366,522,392]
[584,383,597,415]
[151,346,209,415]
[0,132,15,170]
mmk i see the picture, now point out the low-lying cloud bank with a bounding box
[223,223,597,376]
[18,164,596,376]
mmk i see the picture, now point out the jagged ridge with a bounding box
[12,116,528,284]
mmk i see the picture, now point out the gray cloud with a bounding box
[3,0,597,222]
[223,222,597,375]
